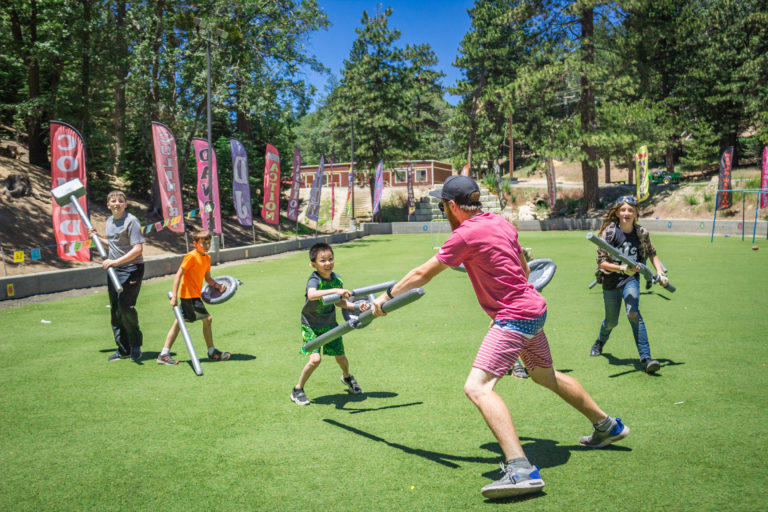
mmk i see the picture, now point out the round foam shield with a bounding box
[527,258,557,291]
[201,275,241,304]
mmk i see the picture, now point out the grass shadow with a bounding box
[313,391,422,414]
[600,352,685,378]
[323,418,500,468]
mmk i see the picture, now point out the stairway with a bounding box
[409,187,501,221]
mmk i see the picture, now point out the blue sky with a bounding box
[301,0,475,108]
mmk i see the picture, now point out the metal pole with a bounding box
[0,241,7,276]
[741,193,746,241]
[752,191,760,243]
[710,191,718,242]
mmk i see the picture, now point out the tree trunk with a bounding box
[665,146,675,172]
[604,157,611,183]
[508,112,514,178]
[467,71,486,172]
[579,7,599,210]
[79,0,91,133]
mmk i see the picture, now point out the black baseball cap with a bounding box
[428,175,481,205]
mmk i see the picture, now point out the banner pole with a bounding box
[752,191,760,244]
[252,223,256,245]
[711,192,719,242]
[184,231,189,253]
[0,241,7,276]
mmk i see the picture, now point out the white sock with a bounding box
[208,347,216,356]
[161,348,170,356]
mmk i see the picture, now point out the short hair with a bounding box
[191,229,212,242]
[309,242,333,262]
[106,190,126,203]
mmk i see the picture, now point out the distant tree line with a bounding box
[2,0,766,214]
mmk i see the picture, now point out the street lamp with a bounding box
[193,17,224,260]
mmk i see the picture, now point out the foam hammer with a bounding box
[51,178,123,293]
[302,288,425,353]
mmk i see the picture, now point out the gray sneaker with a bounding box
[590,340,604,357]
[481,463,545,499]
[510,360,529,379]
[642,358,661,374]
[291,387,310,406]
[107,350,129,362]
[579,417,629,448]
[342,374,362,394]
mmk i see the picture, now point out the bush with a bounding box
[685,194,699,206]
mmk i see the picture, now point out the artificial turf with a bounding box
[1,232,766,511]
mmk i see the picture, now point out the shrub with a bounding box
[685,194,699,206]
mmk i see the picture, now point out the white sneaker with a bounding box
[481,463,545,499]
[341,374,362,394]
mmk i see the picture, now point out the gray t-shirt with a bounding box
[105,213,145,265]
[301,271,343,329]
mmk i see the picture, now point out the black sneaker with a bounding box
[291,387,310,406]
[342,374,362,394]
[130,347,142,362]
[107,350,129,362]
[590,340,604,357]
[642,358,660,374]
[209,349,231,361]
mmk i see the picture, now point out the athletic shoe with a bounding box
[209,349,231,361]
[342,374,362,394]
[510,360,529,379]
[107,351,129,362]
[130,347,142,362]
[579,417,630,448]
[157,354,179,365]
[291,387,310,406]
[481,463,545,499]
[642,358,661,374]
[590,340,604,357]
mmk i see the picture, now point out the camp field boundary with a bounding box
[1,218,762,301]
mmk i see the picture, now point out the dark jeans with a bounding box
[596,277,651,360]
[108,264,144,355]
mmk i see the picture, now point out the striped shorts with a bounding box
[473,312,553,377]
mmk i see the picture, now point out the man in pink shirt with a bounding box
[372,175,629,500]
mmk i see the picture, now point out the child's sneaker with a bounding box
[510,360,529,379]
[209,349,231,361]
[107,350,129,362]
[130,347,142,362]
[481,463,545,499]
[642,358,661,374]
[579,417,629,448]
[157,354,179,365]
[341,374,362,394]
[291,387,310,405]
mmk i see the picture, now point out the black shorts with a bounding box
[179,297,210,322]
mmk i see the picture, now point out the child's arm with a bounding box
[340,299,370,312]
[306,287,352,301]
[169,267,185,306]
[102,243,143,270]
[204,270,226,292]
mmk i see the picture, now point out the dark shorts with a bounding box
[301,324,344,356]
[179,297,210,322]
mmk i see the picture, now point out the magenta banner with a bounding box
[372,160,383,215]
[761,145,768,209]
[230,138,252,227]
[193,138,222,234]
[152,122,184,233]
[286,147,302,221]
[50,121,90,261]
[262,144,280,225]
[716,146,734,211]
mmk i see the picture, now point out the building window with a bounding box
[416,169,428,183]
[394,171,406,183]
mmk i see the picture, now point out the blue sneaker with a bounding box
[481,463,545,499]
[130,347,142,362]
[579,417,630,448]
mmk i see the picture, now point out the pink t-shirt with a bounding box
[436,212,546,320]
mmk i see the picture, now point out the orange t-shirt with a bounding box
[178,249,210,299]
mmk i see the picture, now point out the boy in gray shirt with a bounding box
[90,190,146,361]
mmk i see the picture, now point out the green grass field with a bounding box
[1,232,767,511]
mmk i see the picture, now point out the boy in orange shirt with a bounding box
[158,229,230,365]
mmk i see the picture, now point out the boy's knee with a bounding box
[627,311,639,321]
